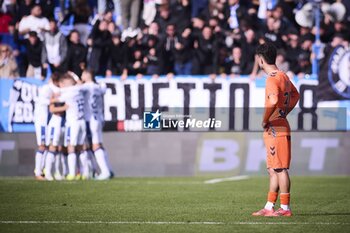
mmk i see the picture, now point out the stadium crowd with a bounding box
[0,0,349,79]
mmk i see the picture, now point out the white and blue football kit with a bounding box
[83,82,106,144]
[59,85,87,146]
[34,83,57,146]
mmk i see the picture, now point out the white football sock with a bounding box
[104,150,113,172]
[264,201,275,210]
[45,151,55,178]
[40,150,47,172]
[89,150,99,174]
[94,148,109,175]
[34,151,44,176]
[280,204,289,211]
[68,153,77,176]
[79,151,90,178]
[61,154,68,176]
[55,153,61,175]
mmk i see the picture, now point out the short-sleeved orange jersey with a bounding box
[263,71,299,136]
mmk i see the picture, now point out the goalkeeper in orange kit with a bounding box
[252,42,300,217]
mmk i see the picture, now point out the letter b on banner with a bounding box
[199,139,240,172]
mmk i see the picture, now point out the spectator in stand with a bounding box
[126,48,147,76]
[90,10,113,39]
[61,0,92,45]
[170,0,191,34]
[299,32,314,56]
[13,0,34,23]
[88,20,112,75]
[295,51,311,78]
[98,0,122,26]
[145,35,161,76]
[106,34,124,77]
[18,4,50,41]
[224,46,249,76]
[0,9,12,33]
[174,27,193,75]
[107,21,121,35]
[276,49,290,74]
[120,0,141,36]
[120,36,137,78]
[285,29,302,75]
[41,19,68,73]
[40,0,55,19]
[192,25,217,75]
[0,44,19,78]
[155,5,173,35]
[263,16,283,48]
[14,31,43,79]
[159,24,178,74]
[66,30,87,77]
[271,4,292,34]
[225,0,247,30]
[1,0,16,16]
[5,22,27,77]
[241,28,257,73]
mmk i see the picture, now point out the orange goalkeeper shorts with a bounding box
[264,133,291,169]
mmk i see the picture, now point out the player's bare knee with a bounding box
[92,143,103,152]
[67,145,75,154]
[49,145,57,152]
[38,145,46,152]
[268,168,277,177]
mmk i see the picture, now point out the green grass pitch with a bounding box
[0,176,349,233]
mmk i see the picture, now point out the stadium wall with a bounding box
[1,132,349,177]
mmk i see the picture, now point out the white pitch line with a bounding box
[1,221,349,225]
[204,175,250,184]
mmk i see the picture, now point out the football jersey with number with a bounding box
[264,71,299,136]
[83,82,106,122]
[58,85,86,123]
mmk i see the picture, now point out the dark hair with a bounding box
[256,42,277,65]
[28,31,38,37]
[49,18,57,23]
[69,29,80,38]
[50,72,61,83]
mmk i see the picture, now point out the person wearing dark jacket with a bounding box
[14,30,43,79]
[106,34,124,77]
[66,30,87,77]
[126,48,147,76]
[224,46,249,76]
[154,6,173,35]
[174,28,193,75]
[145,35,162,76]
[87,20,112,75]
[159,24,179,74]
[170,0,191,34]
[192,25,217,75]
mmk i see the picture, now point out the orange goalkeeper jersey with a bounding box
[263,71,300,136]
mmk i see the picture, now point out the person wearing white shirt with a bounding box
[58,73,87,180]
[81,70,112,180]
[45,73,66,181]
[18,4,50,41]
[33,73,60,180]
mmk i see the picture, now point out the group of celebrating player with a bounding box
[33,70,113,181]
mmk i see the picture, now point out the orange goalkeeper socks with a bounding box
[264,192,278,210]
[268,192,278,203]
[280,193,290,210]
